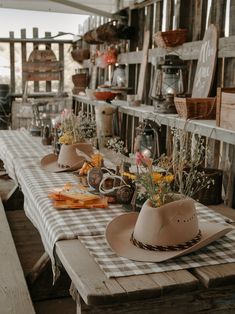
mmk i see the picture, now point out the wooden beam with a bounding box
[33,28,40,92]
[137,30,150,101]
[45,32,52,92]
[0,38,73,44]
[50,0,113,18]
[9,31,15,94]
[21,29,27,94]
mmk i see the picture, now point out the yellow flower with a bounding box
[152,194,163,207]
[163,175,174,183]
[151,172,163,183]
[59,132,74,145]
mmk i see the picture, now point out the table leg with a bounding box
[70,282,84,314]
[26,251,50,285]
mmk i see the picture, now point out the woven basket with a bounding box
[193,168,223,205]
[83,30,104,45]
[174,97,216,119]
[96,22,119,43]
[154,29,187,48]
[71,48,90,62]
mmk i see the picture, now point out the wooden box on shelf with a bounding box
[174,96,216,120]
[216,87,235,130]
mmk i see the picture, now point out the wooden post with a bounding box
[33,28,39,92]
[9,31,15,94]
[45,32,52,92]
[59,42,64,93]
[21,29,27,95]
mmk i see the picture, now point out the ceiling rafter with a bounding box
[49,0,114,18]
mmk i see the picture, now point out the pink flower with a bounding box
[135,151,144,166]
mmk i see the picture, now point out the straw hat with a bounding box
[106,198,234,262]
[41,142,93,172]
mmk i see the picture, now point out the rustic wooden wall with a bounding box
[74,0,235,208]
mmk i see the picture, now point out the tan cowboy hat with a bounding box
[106,198,234,262]
[41,142,93,172]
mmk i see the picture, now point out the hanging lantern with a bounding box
[134,122,159,159]
[151,54,187,113]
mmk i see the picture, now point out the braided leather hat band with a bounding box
[130,230,202,252]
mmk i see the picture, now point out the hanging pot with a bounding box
[83,30,104,45]
[71,48,90,62]
[96,22,119,43]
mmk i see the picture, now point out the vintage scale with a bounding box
[87,166,134,204]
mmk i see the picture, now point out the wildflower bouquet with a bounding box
[135,128,214,207]
[58,110,96,145]
[135,151,174,207]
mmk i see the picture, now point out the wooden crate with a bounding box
[216,87,235,130]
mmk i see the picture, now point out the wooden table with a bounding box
[55,204,235,314]
[1,131,235,313]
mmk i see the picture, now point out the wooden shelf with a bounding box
[73,95,235,146]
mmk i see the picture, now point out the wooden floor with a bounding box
[6,209,76,314]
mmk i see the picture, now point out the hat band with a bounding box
[58,163,70,169]
[130,230,202,252]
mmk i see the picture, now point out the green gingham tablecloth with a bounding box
[79,219,235,278]
[0,129,235,279]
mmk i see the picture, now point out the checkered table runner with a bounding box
[15,165,124,274]
[78,203,235,278]
[79,232,235,278]
[1,129,235,279]
[0,130,51,180]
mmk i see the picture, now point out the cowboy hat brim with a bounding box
[105,212,234,262]
[40,153,85,173]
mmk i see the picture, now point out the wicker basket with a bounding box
[71,48,90,62]
[154,29,187,48]
[174,97,216,119]
[83,30,104,45]
[96,22,119,43]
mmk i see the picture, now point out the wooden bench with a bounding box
[0,198,35,314]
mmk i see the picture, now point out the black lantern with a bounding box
[150,55,187,113]
[134,122,159,159]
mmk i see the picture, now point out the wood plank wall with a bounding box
[75,0,235,208]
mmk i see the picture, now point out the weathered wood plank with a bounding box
[118,35,235,66]
[56,239,125,306]
[9,31,15,94]
[192,263,235,288]
[0,199,35,313]
[45,32,52,92]
[75,282,235,314]
[23,72,61,81]
[21,29,27,94]
[137,30,150,101]
[33,28,39,92]
[22,61,63,72]
[150,270,199,295]
[59,42,64,92]
[192,0,203,41]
